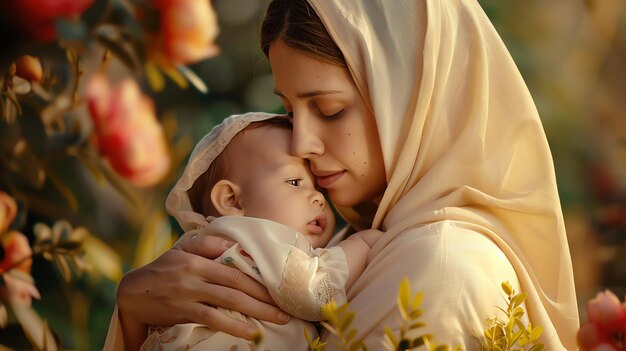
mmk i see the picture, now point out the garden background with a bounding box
[0,0,624,349]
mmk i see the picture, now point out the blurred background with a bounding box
[0,0,624,349]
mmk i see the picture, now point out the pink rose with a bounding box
[0,231,32,274]
[588,290,626,330]
[147,0,220,66]
[3,0,94,43]
[578,290,626,350]
[87,74,170,187]
[0,192,17,233]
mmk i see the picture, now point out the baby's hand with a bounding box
[357,229,384,248]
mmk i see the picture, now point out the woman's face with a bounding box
[269,41,386,208]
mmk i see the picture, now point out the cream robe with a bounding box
[308,0,579,349]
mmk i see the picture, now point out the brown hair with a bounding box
[260,0,347,68]
[188,117,292,217]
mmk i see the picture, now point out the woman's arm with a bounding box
[335,229,383,291]
[114,234,291,348]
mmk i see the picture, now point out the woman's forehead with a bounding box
[269,42,353,97]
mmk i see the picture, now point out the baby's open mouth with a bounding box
[307,215,327,234]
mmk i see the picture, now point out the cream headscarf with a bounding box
[308,0,579,349]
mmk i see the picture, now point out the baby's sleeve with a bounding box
[207,216,349,321]
[274,245,348,321]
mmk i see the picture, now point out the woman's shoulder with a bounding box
[390,220,518,287]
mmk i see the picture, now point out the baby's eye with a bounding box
[286,178,303,187]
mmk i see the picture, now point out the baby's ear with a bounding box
[210,180,244,216]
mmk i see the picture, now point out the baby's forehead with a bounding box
[229,124,295,163]
[236,125,313,172]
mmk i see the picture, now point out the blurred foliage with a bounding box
[0,0,623,349]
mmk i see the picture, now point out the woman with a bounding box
[107,0,580,349]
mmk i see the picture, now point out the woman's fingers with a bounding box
[188,262,290,325]
[175,232,235,259]
[205,260,276,304]
[191,303,259,339]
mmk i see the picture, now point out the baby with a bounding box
[139,112,382,351]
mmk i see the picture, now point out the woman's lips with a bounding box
[315,170,346,188]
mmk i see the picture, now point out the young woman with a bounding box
[107,0,580,349]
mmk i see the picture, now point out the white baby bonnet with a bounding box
[165,112,281,232]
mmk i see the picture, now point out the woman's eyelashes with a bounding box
[282,105,344,120]
[319,108,345,120]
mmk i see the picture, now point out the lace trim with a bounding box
[278,249,335,320]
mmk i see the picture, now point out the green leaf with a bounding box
[339,312,355,333]
[408,308,424,321]
[512,307,524,319]
[408,321,425,330]
[511,293,527,309]
[528,345,545,351]
[411,291,424,311]
[501,281,513,296]
[485,328,493,341]
[145,61,166,93]
[398,278,411,313]
[508,329,524,347]
[529,326,543,341]
[346,329,357,343]
[384,327,397,347]
[162,66,189,90]
[336,302,350,316]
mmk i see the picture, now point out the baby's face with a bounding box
[232,126,336,248]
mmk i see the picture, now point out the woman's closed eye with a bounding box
[318,108,345,120]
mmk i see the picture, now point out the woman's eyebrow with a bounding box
[273,89,343,99]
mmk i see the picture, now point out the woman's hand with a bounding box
[116,234,291,341]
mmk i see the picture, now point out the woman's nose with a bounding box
[290,115,324,158]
